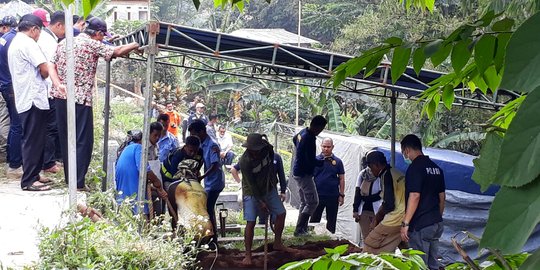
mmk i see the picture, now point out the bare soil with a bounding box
[198,239,362,270]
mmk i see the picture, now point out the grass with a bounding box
[222,225,332,251]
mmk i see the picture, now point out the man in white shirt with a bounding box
[217,125,235,166]
[36,10,65,174]
[8,14,51,191]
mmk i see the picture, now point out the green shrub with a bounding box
[36,191,205,269]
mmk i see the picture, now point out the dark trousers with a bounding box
[221,151,235,166]
[310,196,339,234]
[1,84,22,168]
[19,106,47,188]
[55,99,93,188]
[43,98,60,169]
[206,189,222,243]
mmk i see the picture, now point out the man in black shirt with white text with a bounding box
[400,134,446,270]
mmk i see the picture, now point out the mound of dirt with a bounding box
[198,239,362,269]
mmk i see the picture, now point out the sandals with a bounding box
[38,176,53,184]
[23,182,51,192]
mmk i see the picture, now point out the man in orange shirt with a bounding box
[165,102,182,138]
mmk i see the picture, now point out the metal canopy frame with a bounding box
[104,21,512,208]
[114,22,519,110]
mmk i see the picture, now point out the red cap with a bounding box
[32,8,50,27]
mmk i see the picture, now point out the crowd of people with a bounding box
[289,116,446,269]
[0,10,139,191]
[119,108,445,268]
[0,10,446,268]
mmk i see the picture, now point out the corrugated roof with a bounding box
[230,28,319,45]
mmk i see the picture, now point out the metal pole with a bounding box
[380,65,396,167]
[391,92,397,167]
[137,22,159,218]
[102,61,111,191]
[63,4,77,218]
[274,121,278,150]
[295,0,301,126]
[148,0,151,20]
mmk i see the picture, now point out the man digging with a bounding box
[238,133,295,265]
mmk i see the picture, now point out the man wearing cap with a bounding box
[8,14,51,191]
[36,10,65,174]
[363,150,406,254]
[0,16,17,34]
[0,15,23,179]
[237,133,294,265]
[187,120,224,247]
[49,16,139,190]
[292,115,327,236]
[230,141,287,225]
[310,138,345,234]
[353,156,382,244]
[187,102,208,126]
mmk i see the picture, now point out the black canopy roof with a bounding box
[115,22,518,110]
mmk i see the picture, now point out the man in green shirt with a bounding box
[238,133,294,265]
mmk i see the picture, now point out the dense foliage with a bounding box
[330,0,540,269]
[36,191,205,269]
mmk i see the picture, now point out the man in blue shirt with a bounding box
[156,113,179,162]
[188,120,224,246]
[116,122,167,216]
[0,16,23,179]
[310,138,345,234]
[292,115,327,236]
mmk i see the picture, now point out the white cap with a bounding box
[196,103,205,108]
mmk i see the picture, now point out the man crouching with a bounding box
[239,133,294,265]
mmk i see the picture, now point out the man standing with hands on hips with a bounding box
[292,115,327,236]
[400,134,446,270]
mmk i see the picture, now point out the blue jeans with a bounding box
[243,188,285,222]
[409,222,444,270]
[0,84,22,168]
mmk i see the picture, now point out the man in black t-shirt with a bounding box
[400,134,446,270]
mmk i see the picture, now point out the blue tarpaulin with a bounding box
[288,132,538,264]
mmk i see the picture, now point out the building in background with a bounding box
[106,0,148,25]
[230,29,320,47]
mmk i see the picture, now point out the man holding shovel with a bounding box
[238,133,294,265]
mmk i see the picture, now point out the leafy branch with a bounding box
[331,11,515,119]
[279,244,427,270]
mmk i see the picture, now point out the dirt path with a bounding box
[0,178,85,269]
[198,239,361,270]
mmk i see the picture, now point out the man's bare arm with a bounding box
[439,192,446,215]
[38,63,49,79]
[113,42,140,58]
[403,192,420,224]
